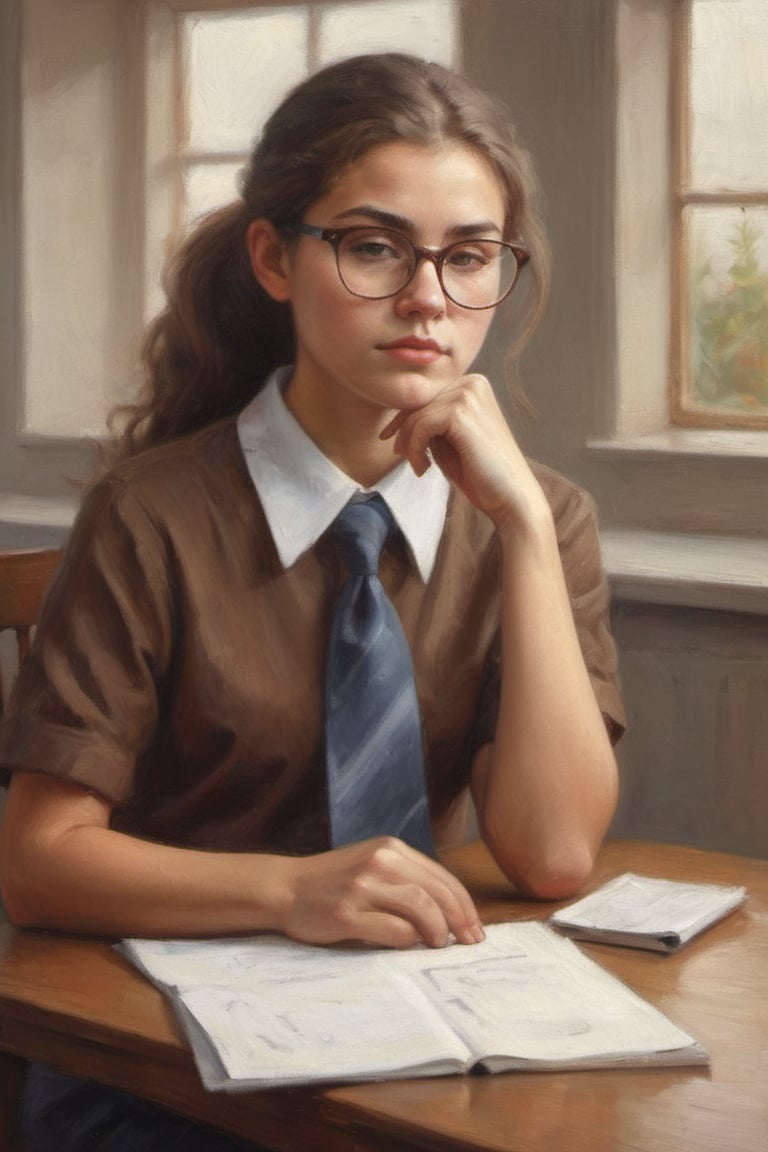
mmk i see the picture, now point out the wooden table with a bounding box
[1,838,766,1152]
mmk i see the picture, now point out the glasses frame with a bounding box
[289,223,530,311]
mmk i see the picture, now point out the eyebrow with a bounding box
[331,205,502,239]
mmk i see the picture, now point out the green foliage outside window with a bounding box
[691,212,768,418]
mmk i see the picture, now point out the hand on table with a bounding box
[280,837,485,949]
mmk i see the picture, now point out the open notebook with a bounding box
[118,920,708,1092]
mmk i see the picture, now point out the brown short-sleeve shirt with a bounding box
[0,419,624,854]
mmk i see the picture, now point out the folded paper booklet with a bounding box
[550,873,747,953]
[119,921,708,1092]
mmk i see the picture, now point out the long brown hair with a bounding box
[108,53,550,463]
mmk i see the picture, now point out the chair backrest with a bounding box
[0,548,62,716]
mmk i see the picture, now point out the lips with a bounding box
[378,336,448,354]
[377,336,450,366]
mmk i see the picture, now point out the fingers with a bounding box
[381,409,433,476]
[379,410,407,440]
[357,842,484,947]
[332,881,452,949]
[343,911,426,949]
[284,837,485,951]
[382,375,505,477]
[383,395,455,473]
[381,374,538,524]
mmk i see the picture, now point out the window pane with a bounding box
[689,0,768,192]
[184,161,245,224]
[686,205,768,418]
[318,1,457,66]
[183,9,309,153]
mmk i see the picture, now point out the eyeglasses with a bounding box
[290,224,529,310]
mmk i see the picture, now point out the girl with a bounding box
[0,53,623,1151]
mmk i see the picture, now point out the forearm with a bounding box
[378,373,618,896]
[475,502,618,897]
[4,820,295,938]
[1,774,483,947]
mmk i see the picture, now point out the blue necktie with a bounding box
[325,495,435,856]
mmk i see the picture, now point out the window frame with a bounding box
[598,0,768,452]
[582,0,767,560]
[671,0,768,431]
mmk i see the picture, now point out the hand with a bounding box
[279,837,485,949]
[381,374,548,531]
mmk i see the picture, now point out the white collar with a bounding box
[237,367,449,581]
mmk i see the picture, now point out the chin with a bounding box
[384,370,452,409]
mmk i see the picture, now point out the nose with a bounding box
[394,253,447,319]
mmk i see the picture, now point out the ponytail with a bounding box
[107,202,293,463]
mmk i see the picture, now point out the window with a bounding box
[20,1,458,441]
[674,0,768,429]
[596,0,766,607]
[176,2,458,231]
[610,0,768,449]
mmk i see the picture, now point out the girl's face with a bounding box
[255,140,508,435]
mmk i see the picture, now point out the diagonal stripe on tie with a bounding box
[325,495,435,856]
[330,684,415,799]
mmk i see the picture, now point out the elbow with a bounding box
[1,837,37,929]
[517,849,596,901]
[0,858,47,929]
[0,828,65,930]
[489,835,598,902]
[0,874,35,929]
[1,772,114,932]
[0,828,25,925]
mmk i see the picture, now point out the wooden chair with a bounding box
[0,547,62,1151]
[0,548,62,716]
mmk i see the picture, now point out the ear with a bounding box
[247,219,293,303]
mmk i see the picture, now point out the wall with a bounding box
[462,0,617,480]
[0,0,89,513]
[612,602,768,857]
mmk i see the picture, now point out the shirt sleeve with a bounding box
[470,469,626,752]
[0,476,176,802]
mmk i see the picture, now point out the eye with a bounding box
[342,230,408,263]
[350,241,397,259]
[446,242,499,272]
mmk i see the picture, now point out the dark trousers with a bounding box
[22,1063,264,1152]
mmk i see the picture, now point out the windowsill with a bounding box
[601,529,768,615]
[0,493,78,528]
[0,495,76,549]
[23,427,768,457]
[17,428,108,447]
[1,501,766,614]
[589,428,768,462]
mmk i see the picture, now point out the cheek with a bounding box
[288,251,341,321]
[458,312,495,363]
[293,282,378,348]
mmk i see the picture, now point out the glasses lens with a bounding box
[441,240,520,309]
[334,229,523,307]
[337,228,414,299]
